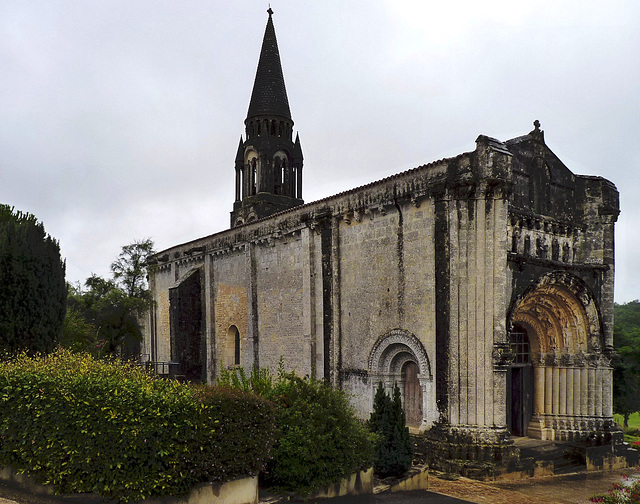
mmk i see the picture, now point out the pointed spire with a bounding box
[246,9,292,120]
[293,132,303,161]
[235,136,244,164]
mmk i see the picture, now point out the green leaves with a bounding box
[0,350,276,502]
[614,301,640,426]
[0,205,66,355]
[222,367,375,494]
[368,382,413,478]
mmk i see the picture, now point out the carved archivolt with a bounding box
[509,272,603,355]
[369,329,432,379]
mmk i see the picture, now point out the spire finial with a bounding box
[267,5,273,16]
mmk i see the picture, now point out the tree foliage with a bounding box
[61,239,155,357]
[219,365,375,494]
[0,205,66,355]
[111,239,155,299]
[368,382,414,478]
[0,350,275,502]
[613,300,640,427]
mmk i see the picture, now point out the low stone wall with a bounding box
[148,477,258,504]
[0,466,258,504]
[389,465,430,492]
[306,468,374,500]
[0,467,54,496]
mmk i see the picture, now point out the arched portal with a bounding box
[369,329,436,429]
[507,272,612,441]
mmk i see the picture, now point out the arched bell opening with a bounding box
[369,329,437,429]
[507,272,612,442]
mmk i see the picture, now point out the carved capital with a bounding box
[492,341,514,368]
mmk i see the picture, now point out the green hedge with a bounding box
[264,375,375,494]
[0,350,275,502]
[219,366,375,494]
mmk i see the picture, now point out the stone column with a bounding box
[595,367,603,417]
[587,366,596,417]
[534,366,545,415]
[545,366,553,415]
[301,228,316,378]
[235,167,241,201]
[573,368,582,416]
[603,367,613,417]
[566,367,574,416]
[552,367,560,416]
[559,368,567,416]
[204,254,215,383]
[580,368,588,416]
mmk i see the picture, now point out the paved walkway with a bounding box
[1,469,636,504]
[426,469,638,504]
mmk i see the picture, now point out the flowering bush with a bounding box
[0,350,275,502]
[590,474,640,503]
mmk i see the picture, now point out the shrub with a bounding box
[0,350,275,502]
[0,205,66,355]
[368,382,413,478]
[221,366,375,494]
[589,474,640,503]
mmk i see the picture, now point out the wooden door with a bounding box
[402,361,422,427]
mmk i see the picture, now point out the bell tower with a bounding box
[231,8,304,227]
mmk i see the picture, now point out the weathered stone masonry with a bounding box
[145,12,621,474]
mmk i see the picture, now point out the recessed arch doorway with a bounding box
[507,272,612,441]
[369,329,437,429]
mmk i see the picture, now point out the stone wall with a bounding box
[146,129,619,463]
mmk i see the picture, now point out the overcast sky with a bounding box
[1,1,639,303]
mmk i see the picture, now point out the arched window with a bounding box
[251,158,257,195]
[273,157,282,194]
[234,327,240,365]
[227,325,241,367]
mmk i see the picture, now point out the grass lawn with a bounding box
[614,412,640,444]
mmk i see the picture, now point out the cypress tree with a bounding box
[368,381,414,478]
[0,205,66,354]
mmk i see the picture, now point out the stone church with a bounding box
[145,10,624,472]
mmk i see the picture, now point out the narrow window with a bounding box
[234,327,240,365]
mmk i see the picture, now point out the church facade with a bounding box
[145,11,621,470]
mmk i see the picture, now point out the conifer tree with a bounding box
[0,205,66,354]
[368,381,414,477]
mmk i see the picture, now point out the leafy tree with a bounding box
[111,239,155,298]
[0,205,66,355]
[61,240,155,357]
[613,300,640,427]
[60,285,97,354]
[368,382,414,478]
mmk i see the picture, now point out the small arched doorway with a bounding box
[507,325,532,436]
[369,329,436,429]
[402,361,423,426]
